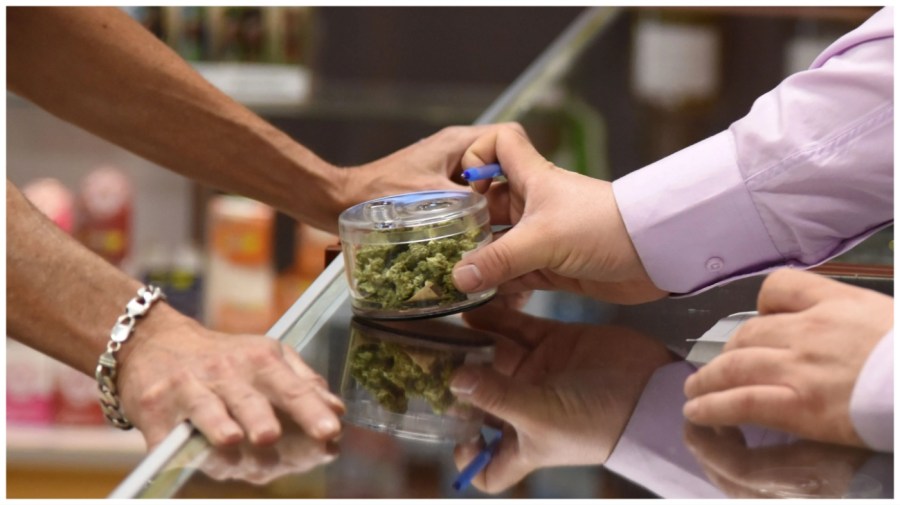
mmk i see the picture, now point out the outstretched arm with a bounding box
[8,7,521,233]
[7,7,345,232]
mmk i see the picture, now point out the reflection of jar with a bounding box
[340,317,494,443]
[339,191,495,319]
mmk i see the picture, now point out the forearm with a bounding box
[7,180,195,375]
[7,7,346,232]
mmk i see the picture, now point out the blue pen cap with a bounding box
[338,190,495,319]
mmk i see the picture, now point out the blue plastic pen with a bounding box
[461,163,503,182]
[452,433,503,492]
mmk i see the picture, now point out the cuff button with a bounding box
[705,257,724,271]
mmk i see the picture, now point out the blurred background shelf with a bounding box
[7,425,146,470]
[6,425,146,499]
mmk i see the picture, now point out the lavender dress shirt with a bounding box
[612,7,894,455]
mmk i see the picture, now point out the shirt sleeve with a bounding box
[612,7,893,295]
[850,329,893,452]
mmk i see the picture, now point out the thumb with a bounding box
[450,366,535,427]
[452,224,548,293]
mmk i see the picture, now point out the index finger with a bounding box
[461,126,550,192]
[255,350,343,441]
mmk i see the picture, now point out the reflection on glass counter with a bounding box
[340,317,494,444]
[118,271,892,498]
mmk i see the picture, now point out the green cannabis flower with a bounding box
[348,337,462,414]
[353,226,483,311]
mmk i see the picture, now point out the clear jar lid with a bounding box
[339,190,488,243]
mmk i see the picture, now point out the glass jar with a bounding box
[340,317,495,443]
[338,190,495,319]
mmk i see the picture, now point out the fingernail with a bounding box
[221,426,243,444]
[315,418,340,438]
[683,399,698,418]
[453,264,482,292]
[683,375,695,395]
[450,369,480,396]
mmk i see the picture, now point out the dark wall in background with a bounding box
[309,7,585,86]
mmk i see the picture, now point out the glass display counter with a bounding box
[111,7,893,499]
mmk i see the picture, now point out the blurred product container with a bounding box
[19,177,75,233]
[6,340,56,425]
[124,6,314,65]
[205,195,276,334]
[77,166,134,268]
[631,9,722,163]
[53,364,106,425]
[783,18,847,77]
[139,242,205,322]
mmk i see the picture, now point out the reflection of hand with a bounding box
[684,269,893,447]
[118,315,346,450]
[200,417,339,486]
[450,126,666,304]
[683,423,870,498]
[449,302,674,493]
[338,123,527,213]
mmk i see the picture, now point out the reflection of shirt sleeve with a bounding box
[850,329,893,452]
[612,7,893,295]
[604,362,726,498]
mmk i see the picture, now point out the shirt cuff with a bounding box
[612,131,784,294]
[849,329,893,452]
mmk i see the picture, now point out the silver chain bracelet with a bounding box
[95,285,166,430]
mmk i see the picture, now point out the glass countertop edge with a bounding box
[108,422,194,498]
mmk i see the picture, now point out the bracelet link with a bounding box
[126,297,150,318]
[96,285,166,430]
[110,318,134,343]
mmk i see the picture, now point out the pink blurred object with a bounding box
[6,340,56,425]
[78,165,134,266]
[21,177,75,234]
